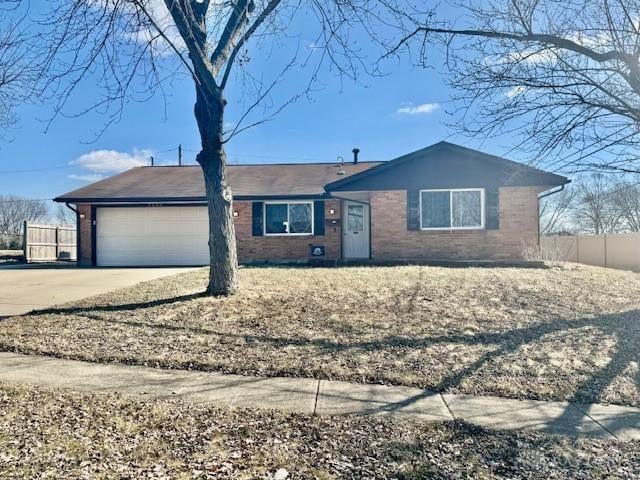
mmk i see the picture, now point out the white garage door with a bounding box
[96,206,209,266]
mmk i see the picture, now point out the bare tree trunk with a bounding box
[194,87,239,295]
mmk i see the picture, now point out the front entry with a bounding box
[342,201,370,259]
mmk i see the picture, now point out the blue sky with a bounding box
[0,2,519,207]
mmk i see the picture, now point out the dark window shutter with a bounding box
[314,200,325,235]
[486,188,500,230]
[252,202,263,236]
[407,190,420,231]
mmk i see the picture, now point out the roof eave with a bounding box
[55,192,332,204]
[325,142,572,191]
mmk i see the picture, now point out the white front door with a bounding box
[343,201,370,259]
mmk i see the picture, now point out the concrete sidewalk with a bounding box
[1,351,638,441]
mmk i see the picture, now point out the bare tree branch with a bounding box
[23,0,423,294]
[0,3,37,134]
[220,0,281,89]
[390,0,640,174]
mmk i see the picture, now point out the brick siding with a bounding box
[77,204,93,266]
[235,199,342,262]
[370,187,542,261]
[76,188,541,265]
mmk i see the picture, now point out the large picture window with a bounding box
[420,189,484,230]
[264,201,313,235]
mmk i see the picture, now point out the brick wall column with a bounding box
[76,204,93,266]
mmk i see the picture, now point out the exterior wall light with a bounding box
[233,211,239,217]
[79,213,86,219]
[329,208,336,215]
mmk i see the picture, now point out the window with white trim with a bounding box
[264,201,313,235]
[420,189,484,230]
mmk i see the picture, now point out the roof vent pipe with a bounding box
[352,148,360,164]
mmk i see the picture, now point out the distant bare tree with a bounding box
[572,174,622,234]
[610,178,640,232]
[389,0,640,174]
[539,186,576,234]
[0,195,48,248]
[54,203,76,226]
[26,0,420,295]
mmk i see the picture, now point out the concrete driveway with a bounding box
[0,265,196,317]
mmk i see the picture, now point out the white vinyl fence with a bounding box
[541,233,640,272]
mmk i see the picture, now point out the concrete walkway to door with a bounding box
[1,351,639,441]
[0,265,196,317]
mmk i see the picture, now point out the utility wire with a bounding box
[0,198,53,203]
[0,165,73,174]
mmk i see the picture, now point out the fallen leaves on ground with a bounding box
[1,382,638,479]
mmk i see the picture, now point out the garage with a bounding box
[96,206,209,266]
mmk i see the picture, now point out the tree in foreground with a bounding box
[390,0,640,174]
[27,0,422,294]
[0,1,36,135]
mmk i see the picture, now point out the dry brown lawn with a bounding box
[1,382,638,479]
[1,264,639,406]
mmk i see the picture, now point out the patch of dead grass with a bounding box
[0,382,638,479]
[1,264,640,406]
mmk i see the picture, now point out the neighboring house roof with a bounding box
[54,141,569,204]
[54,162,381,203]
[325,141,569,192]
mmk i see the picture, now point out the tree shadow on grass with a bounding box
[59,307,639,381]
[350,309,640,437]
[32,292,207,315]
[16,294,640,437]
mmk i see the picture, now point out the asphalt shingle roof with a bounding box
[54,142,569,203]
[55,162,381,202]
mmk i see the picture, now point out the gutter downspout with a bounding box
[65,203,78,214]
[537,182,570,248]
[65,203,79,264]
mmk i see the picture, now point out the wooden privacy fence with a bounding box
[23,222,77,263]
[541,233,640,272]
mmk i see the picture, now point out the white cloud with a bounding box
[90,0,185,56]
[68,173,106,182]
[567,31,612,51]
[127,3,186,56]
[505,85,526,98]
[122,0,227,56]
[396,102,440,115]
[505,49,556,65]
[71,149,152,173]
